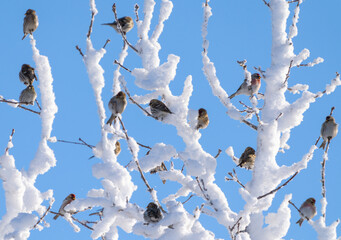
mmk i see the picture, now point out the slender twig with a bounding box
[0,98,41,115]
[79,138,95,149]
[288,200,310,221]
[329,106,335,116]
[257,171,299,199]
[283,60,293,85]
[314,73,340,99]
[71,216,94,230]
[5,129,15,155]
[33,201,54,229]
[35,99,42,110]
[112,4,139,53]
[253,66,266,79]
[242,119,258,131]
[136,142,152,150]
[87,12,95,39]
[237,60,247,70]
[182,194,194,205]
[120,84,157,119]
[262,0,271,8]
[315,136,321,146]
[56,139,94,149]
[103,39,111,49]
[134,4,140,22]
[287,0,299,3]
[225,169,246,189]
[196,177,210,201]
[76,45,84,57]
[114,60,132,73]
[214,149,222,159]
[229,217,242,240]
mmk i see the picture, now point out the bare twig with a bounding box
[76,45,84,57]
[283,60,293,85]
[71,216,94,230]
[214,149,222,159]
[288,200,310,221]
[0,97,41,115]
[229,217,242,240]
[103,39,111,49]
[237,60,247,70]
[242,119,258,131]
[329,106,335,116]
[257,171,299,199]
[33,201,54,229]
[114,60,132,73]
[35,99,41,110]
[225,169,246,189]
[120,84,157,120]
[134,4,140,22]
[5,129,15,155]
[79,138,95,149]
[182,194,194,205]
[262,0,271,8]
[87,12,95,39]
[56,139,94,149]
[136,142,152,150]
[315,136,321,146]
[112,4,139,53]
[253,66,266,79]
[287,0,300,3]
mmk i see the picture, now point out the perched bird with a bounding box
[19,85,37,105]
[19,64,37,86]
[196,108,209,130]
[143,202,163,223]
[296,198,317,227]
[114,141,121,156]
[319,116,338,149]
[229,73,261,99]
[149,99,173,121]
[22,9,39,40]
[102,16,134,35]
[237,147,256,170]
[107,91,127,125]
[53,193,76,220]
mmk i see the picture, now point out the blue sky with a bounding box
[0,0,341,239]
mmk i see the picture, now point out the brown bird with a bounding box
[102,16,134,35]
[19,85,37,105]
[296,198,317,227]
[19,64,37,86]
[22,9,39,40]
[53,194,76,220]
[149,99,173,121]
[237,147,256,170]
[150,162,167,184]
[107,91,127,125]
[196,108,209,130]
[114,141,121,156]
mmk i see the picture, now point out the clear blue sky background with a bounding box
[0,0,340,239]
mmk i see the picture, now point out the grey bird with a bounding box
[107,91,127,125]
[143,202,163,223]
[196,108,209,130]
[237,147,256,170]
[19,64,37,86]
[149,99,173,121]
[102,16,134,35]
[22,9,39,40]
[319,116,338,149]
[229,73,261,99]
[53,194,76,220]
[296,198,316,227]
[19,85,37,105]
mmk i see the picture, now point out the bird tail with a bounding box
[296,218,303,227]
[319,140,326,149]
[229,93,236,99]
[53,214,59,220]
[22,34,27,40]
[106,114,116,125]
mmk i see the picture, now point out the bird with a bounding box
[196,108,209,130]
[143,202,163,223]
[102,16,134,35]
[106,91,127,125]
[19,85,37,105]
[22,9,39,40]
[149,99,173,121]
[114,141,121,156]
[19,64,37,86]
[229,73,261,99]
[237,147,256,170]
[296,197,317,227]
[319,115,338,150]
[53,193,76,220]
